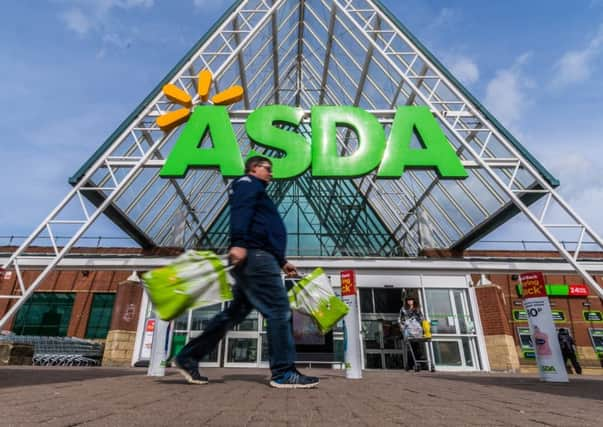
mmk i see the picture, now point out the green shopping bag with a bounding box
[288,267,349,334]
[142,250,233,321]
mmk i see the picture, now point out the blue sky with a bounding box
[1,0,603,249]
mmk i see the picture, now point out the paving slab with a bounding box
[0,366,601,426]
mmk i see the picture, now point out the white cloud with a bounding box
[193,0,229,10]
[58,0,153,37]
[61,8,92,35]
[552,24,603,87]
[427,7,460,31]
[484,53,532,129]
[448,56,479,85]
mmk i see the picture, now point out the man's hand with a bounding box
[229,247,247,266]
[282,262,298,278]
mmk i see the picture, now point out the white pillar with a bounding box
[341,270,362,379]
[147,318,170,377]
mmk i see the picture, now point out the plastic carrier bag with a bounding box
[142,250,234,321]
[288,267,349,334]
[403,318,423,339]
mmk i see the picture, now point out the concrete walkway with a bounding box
[1,367,601,426]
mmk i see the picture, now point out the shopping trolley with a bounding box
[401,320,435,372]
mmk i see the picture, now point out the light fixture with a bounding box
[513,300,523,306]
[127,271,141,283]
[476,274,492,286]
[582,301,592,308]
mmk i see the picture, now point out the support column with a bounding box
[102,276,143,366]
[475,281,520,372]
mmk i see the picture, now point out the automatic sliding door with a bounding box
[424,288,478,370]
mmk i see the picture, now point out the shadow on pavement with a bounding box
[432,373,603,401]
[0,367,142,389]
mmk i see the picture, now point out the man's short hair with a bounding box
[245,156,272,173]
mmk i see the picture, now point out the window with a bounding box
[85,293,116,339]
[13,293,75,336]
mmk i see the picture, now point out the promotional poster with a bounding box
[520,272,568,382]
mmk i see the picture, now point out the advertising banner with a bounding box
[140,319,155,360]
[520,272,568,382]
[341,270,362,379]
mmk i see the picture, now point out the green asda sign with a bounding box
[159,105,468,180]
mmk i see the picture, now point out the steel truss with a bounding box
[2,0,603,328]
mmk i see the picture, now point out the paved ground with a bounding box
[0,366,601,426]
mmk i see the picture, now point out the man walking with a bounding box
[174,156,319,388]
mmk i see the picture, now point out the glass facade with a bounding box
[196,172,404,257]
[85,293,116,339]
[423,288,479,370]
[13,292,75,336]
[359,287,480,370]
[142,278,480,371]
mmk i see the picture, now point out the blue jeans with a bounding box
[177,249,296,379]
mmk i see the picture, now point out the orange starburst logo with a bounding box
[156,69,244,131]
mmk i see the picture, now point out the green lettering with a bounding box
[245,105,309,179]
[159,106,244,178]
[377,106,468,179]
[311,106,385,177]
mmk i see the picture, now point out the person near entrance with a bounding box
[398,297,425,370]
[557,328,582,375]
[174,156,319,389]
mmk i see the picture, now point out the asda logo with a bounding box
[156,71,468,180]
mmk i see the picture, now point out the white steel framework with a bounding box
[2,0,603,328]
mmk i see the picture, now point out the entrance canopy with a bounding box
[3,0,603,330]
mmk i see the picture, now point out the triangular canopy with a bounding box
[67,0,565,258]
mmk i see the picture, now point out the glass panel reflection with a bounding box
[362,320,381,349]
[365,353,383,369]
[462,337,474,367]
[425,289,456,334]
[234,310,259,331]
[191,303,222,330]
[260,335,269,362]
[382,321,402,350]
[227,338,258,363]
[384,353,404,369]
[432,341,462,366]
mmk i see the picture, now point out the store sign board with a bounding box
[568,284,589,296]
[589,329,603,353]
[520,272,568,382]
[340,270,357,296]
[583,310,603,322]
[159,105,469,180]
[516,283,589,297]
[513,309,566,323]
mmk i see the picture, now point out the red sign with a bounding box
[340,270,357,296]
[520,272,546,299]
[569,284,589,297]
[145,319,156,332]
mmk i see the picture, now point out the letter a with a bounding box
[160,106,244,178]
[378,106,468,179]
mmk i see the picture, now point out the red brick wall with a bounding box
[475,284,512,336]
[0,269,130,338]
[470,272,603,349]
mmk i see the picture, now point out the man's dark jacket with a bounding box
[229,175,288,266]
